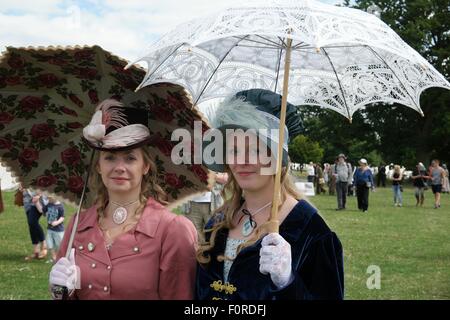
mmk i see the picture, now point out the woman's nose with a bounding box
[113,161,126,173]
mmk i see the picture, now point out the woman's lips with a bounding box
[111,177,129,184]
[237,172,255,177]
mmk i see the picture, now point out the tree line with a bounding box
[289,0,450,168]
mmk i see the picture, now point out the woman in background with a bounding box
[353,159,374,213]
[392,165,403,207]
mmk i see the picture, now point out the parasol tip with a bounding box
[133,81,145,92]
[124,63,132,70]
[349,117,353,124]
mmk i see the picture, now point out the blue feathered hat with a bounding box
[203,89,303,172]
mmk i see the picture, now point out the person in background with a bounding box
[185,173,228,243]
[391,165,403,207]
[429,159,445,209]
[347,163,355,197]
[353,158,375,213]
[35,195,65,263]
[315,163,326,195]
[185,192,213,242]
[307,162,315,184]
[211,173,228,211]
[323,163,330,185]
[442,164,449,194]
[411,162,429,207]
[377,164,386,187]
[333,154,352,211]
[21,185,48,260]
[328,158,337,196]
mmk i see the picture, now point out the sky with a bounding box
[0,0,344,63]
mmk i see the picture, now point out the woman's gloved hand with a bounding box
[49,248,80,290]
[259,233,293,289]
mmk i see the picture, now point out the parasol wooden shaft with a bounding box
[268,37,293,234]
[65,150,96,258]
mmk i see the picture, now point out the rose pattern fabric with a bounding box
[0,46,212,207]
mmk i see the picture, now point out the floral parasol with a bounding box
[0,45,212,208]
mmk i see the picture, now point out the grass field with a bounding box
[0,187,449,300]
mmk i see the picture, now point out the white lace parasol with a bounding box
[128,0,450,120]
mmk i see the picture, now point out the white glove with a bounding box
[49,248,81,290]
[259,233,293,289]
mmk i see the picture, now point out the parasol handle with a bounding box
[52,150,95,300]
[267,37,293,234]
[64,150,96,258]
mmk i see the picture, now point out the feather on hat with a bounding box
[82,99,151,151]
[203,89,303,172]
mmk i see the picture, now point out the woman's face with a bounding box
[226,132,273,192]
[97,148,150,195]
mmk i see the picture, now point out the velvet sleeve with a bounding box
[272,232,344,300]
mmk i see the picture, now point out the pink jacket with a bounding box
[57,197,197,300]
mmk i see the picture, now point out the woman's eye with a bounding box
[105,155,115,161]
[126,156,136,161]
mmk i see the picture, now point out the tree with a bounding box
[304,0,450,168]
[289,134,324,164]
[347,0,450,166]
[298,105,383,165]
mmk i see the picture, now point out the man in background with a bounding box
[333,154,352,211]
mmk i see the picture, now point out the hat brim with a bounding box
[82,136,154,152]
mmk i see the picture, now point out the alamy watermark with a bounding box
[366,265,381,290]
[170,121,283,175]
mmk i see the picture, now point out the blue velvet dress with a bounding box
[195,199,344,300]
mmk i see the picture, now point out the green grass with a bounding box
[0,188,449,300]
[307,186,450,300]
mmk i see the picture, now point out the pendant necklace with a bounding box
[109,199,140,225]
[240,201,272,237]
